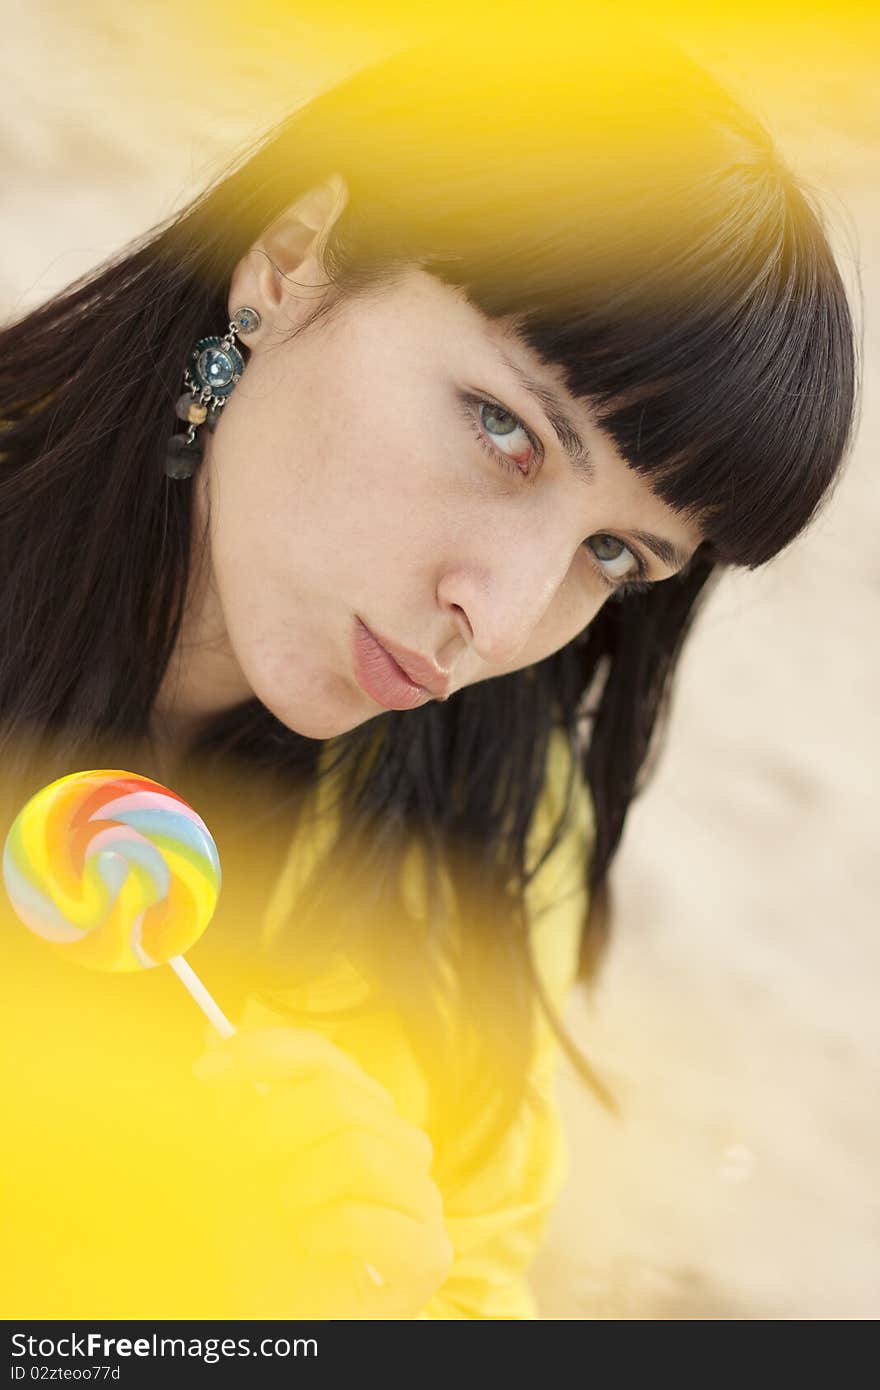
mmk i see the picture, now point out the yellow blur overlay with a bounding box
[0,757,394,1318]
[0,724,591,1319]
[145,0,879,140]
[1,918,237,1318]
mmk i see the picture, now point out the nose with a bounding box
[436,528,576,670]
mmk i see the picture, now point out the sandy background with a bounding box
[1,2,877,1319]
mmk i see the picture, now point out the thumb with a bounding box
[191,1024,394,1108]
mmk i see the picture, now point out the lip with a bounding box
[352,619,450,710]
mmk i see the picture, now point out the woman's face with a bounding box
[184,260,703,742]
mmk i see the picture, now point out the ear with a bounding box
[226,174,349,328]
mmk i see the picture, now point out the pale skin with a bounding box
[150,175,703,778]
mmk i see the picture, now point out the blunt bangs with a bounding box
[506,169,858,571]
[299,26,858,574]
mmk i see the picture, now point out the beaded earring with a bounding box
[164,305,262,480]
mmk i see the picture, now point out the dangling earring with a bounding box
[164,305,262,480]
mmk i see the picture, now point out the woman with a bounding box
[0,19,859,1320]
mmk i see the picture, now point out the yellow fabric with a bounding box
[0,725,592,1320]
[241,724,594,1320]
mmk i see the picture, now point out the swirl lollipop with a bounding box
[2,768,233,1036]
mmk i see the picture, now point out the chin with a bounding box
[255,686,383,743]
[282,709,377,741]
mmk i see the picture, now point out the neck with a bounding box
[151,468,254,761]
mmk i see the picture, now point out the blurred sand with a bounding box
[1,1,877,1320]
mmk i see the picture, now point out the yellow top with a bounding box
[240,723,594,1319]
[0,725,593,1320]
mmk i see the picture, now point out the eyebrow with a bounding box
[494,345,695,575]
[494,346,597,480]
[629,529,694,573]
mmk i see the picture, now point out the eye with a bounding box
[585,534,651,596]
[461,394,541,477]
[587,533,637,581]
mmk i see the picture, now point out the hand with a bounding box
[191,1025,454,1318]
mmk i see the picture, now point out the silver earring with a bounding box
[164,305,262,480]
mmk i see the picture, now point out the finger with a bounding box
[192,1025,394,1104]
[361,1260,386,1288]
[279,1126,445,1226]
[259,1070,434,1170]
[294,1200,455,1303]
[347,1256,421,1320]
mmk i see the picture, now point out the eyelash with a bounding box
[461,393,654,600]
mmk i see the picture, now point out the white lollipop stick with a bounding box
[169,952,269,1099]
[167,953,235,1038]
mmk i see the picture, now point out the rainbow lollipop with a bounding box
[2,768,233,1036]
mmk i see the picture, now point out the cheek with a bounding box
[208,326,474,598]
[489,566,606,681]
[536,593,605,662]
[542,551,605,641]
[204,386,452,645]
